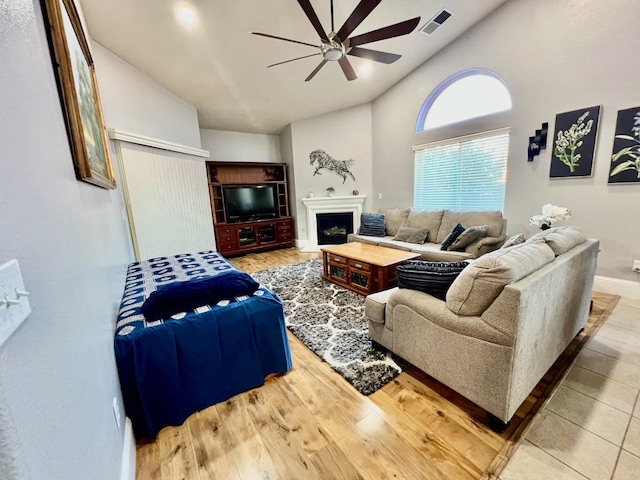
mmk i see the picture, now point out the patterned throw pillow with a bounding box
[448,225,488,251]
[393,226,429,244]
[440,223,467,251]
[359,213,386,237]
[397,260,469,300]
[501,233,526,249]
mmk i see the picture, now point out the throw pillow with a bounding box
[140,270,259,321]
[359,213,386,237]
[440,223,466,251]
[448,225,488,251]
[393,226,429,244]
[501,233,526,249]
[397,260,469,301]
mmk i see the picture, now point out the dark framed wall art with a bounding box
[44,0,116,189]
[608,106,640,184]
[550,106,601,178]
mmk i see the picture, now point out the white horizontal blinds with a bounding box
[414,130,509,211]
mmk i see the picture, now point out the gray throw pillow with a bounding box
[393,226,429,244]
[448,225,488,251]
[501,233,526,249]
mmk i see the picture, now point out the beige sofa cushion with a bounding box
[437,210,504,243]
[446,240,555,316]
[405,210,445,243]
[527,226,586,255]
[378,208,411,236]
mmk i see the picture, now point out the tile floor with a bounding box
[500,296,640,480]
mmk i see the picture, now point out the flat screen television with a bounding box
[223,185,278,222]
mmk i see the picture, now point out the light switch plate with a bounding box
[0,260,31,347]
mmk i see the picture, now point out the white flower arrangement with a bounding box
[529,204,571,230]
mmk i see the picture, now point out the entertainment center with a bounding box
[207,161,294,256]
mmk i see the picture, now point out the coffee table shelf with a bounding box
[321,242,420,295]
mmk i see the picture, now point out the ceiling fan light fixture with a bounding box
[320,40,345,61]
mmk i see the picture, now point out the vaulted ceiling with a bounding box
[80,0,507,134]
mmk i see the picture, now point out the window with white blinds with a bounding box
[413,129,509,211]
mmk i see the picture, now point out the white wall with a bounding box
[289,104,373,242]
[0,1,133,479]
[372,0,640,282]
[93,43,202,149]
[279,124,298,224]
[200,129,281,162]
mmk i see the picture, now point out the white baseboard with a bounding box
[120,417,136,480]
[594,275,640,300]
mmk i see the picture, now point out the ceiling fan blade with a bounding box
[305,60,328,82]
[338,56,357,81]
[267,53,322,68]
[348,17,421,47]
[297,0,330,43]
[335,0,382,42]
[347,46,400,64]
[251,32,319,49]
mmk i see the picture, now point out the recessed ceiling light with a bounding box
[176,6,196,25]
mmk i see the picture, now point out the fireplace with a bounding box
[316,212,354,245]
[300,195,366,252]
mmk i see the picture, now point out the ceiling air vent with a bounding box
[420,9,452,35]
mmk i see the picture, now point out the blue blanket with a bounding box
[114,251,292,439]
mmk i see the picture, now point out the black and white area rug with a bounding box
[252,259,407,395]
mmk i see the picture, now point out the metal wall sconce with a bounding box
[528,122,549,162]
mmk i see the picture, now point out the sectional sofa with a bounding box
[347,208,507,261]
[364,227,598,432]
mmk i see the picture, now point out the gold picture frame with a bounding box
[44,0,116,189]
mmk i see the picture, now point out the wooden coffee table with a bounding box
[321,242,420,295]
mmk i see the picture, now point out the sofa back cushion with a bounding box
[378,207,411,236]
[405,210,445,243]
[526,226,586,255]
[437,210,504,243]
[446,240,555,316]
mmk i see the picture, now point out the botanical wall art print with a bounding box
[550,106,601,178]
[608,106,640,184]
[44,0,116,189]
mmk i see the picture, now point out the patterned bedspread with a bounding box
[113,250,292,439]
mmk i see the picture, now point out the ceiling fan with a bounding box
[251,0,420,81]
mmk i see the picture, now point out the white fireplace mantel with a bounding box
[301,195,366,252]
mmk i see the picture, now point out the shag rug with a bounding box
[252,258,406,395]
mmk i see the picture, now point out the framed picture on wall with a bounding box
[608,106,640,184]
[43,0,116,189]
[549,106,601,178]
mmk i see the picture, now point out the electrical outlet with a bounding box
[633,260,640,273]
[112,397,121,429]
[378,193,382,200]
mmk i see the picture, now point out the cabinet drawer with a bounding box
[349,259,370,272]
[216,226,234,235]
[277,233,293,242]
[327,254,346,264]
[218,234,236,245]
[218,244,235,253]
[276,219,292,228]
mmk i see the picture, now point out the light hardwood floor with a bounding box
[136,247,618,480]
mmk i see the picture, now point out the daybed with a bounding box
[114,250,291,439]
[365,227,598,431]
[348,208,507,262]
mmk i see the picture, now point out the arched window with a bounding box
[416,68,512,132]
[414,69,511,212]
